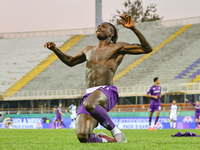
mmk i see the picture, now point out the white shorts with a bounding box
[70,113,77,120]
[170,114,177,121]
[3,120,12,124]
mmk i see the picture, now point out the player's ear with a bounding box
[110,31,114,37]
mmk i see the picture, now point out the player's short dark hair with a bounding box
[154,77,159,82]
[10,117,12,119]
[105,22,118,44]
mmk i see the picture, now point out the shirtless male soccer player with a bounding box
[44,14,153,143]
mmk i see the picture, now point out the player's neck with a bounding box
[154,83,158,87]
[98,39,111,48]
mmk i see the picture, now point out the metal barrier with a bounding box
[1,16,200,39]
[0,106,195,114]
[180,83,200,94]
[2,85,168,100]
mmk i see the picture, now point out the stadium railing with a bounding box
[2,85,169,100]
[180,83,200,94]
[0,104,195,114]
[1,16,200,39]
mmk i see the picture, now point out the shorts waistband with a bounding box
[86,85,107,94]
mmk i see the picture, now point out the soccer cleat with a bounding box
[113,132,127,143]
[97,132,116,142]
[196,127,198,129]
[153,126,157,131]
[149,127,152,131]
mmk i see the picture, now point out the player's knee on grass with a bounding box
[76,131,90,143]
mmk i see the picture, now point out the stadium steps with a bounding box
[0,36,71,93]
[113,24,192,82]
[114,23,200,91]
[2,35,84,97]
[15,26,183,92]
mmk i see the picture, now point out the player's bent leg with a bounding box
[83,90,127,143]
[76,114,101,143]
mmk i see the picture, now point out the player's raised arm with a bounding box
[44,42,87,67]
[185,99,195,106]
[118,14,153,55]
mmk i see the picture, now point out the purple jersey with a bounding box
[147,85,161,106]
[188,101,200,114]
[56,107,62,118]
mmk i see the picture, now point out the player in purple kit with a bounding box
[146,77,161,131]
[185,99,200,129]
[45,14,153,143]
[56,103,65,129]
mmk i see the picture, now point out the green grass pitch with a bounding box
[0,129,200,150]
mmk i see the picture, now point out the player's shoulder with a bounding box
[82,46,94,53]
[115,42,129,47]
[150,85,156,89]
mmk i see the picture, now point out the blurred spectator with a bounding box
[42,116,47,123]
[46,118,50,123]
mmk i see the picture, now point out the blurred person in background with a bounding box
[168,100,179,129]
[42,116,47,123]
[3,117,13,129]
[146,77,161,131]
[185,99,200,129]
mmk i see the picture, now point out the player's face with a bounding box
[96,23,111,40]
[59,104,62,107]
[196,101,199,105]
[172,100,176,104]
[9,118,11,121]
[156,79,160,84]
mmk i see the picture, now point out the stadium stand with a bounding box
[9,25,184,93]
[0,36,71,94]
[3,35,84,97]
[114,24,200,91]
[1,17,200,101]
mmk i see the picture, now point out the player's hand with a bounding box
[120,14,134,29]
[154,96,158,99]
[44,42,57,51]
[185,99,188,102]
[63,114,65,117]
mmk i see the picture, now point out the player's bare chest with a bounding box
[85,47,115,62]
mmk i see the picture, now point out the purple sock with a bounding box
[87,133,102,143]
[61,121,66,128]
[54,122,56,128]
[154,116,159,125]
[91,105,115,130]
[149,116,152,126]
[196,122,199,128]
[56,122,59,128]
